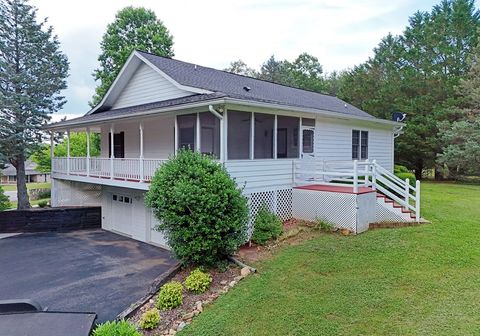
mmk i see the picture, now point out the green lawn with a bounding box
[8,198,50,209]
[1,182,51,191]
[181,182,480,336]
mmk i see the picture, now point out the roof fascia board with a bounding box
[134,51,212,95]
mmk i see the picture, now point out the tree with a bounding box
[31,133,101,172]
[338,0,480,178]
[0,0,69,209]
[258,55,292,85]
[286,52,327,93]
[224,60,257,77]
[91,6,174,106]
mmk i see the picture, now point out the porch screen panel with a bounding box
[228,111,251,160]
[254,113,274,159]
[199,112,220,158]
[177,114,196,151]
[276,116,299,158]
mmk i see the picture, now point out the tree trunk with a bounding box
[15,154,30,209]
[414,159,423,180]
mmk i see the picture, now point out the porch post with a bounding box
[139,122,144,182]
[86,127,90,177]
[110,124,114,179]
[174,115,178,154]
[372,159,377,190]
[50,131,54,172]
[196,112,201,152]
[66,129,70,175]
[353,160,358,193]
[250,112,254,160]
[224,109,228,162]
[219,117,225,162]
[273,114,277,159]
[298,118,303,159]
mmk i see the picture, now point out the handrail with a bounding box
[294,159,421,221]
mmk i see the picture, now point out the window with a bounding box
[228,111,251,160]
[352,130,368,160]
[302,129,314,154]
[177,114,196,150]
[302,118,315,127]
[112,194,132,204]
[254,113,274,159]
[200,112,220,158]
[108,132,125,158]
[277,116,299,158]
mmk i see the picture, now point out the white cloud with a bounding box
[29,0,445,117]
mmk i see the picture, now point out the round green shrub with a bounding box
[93,320,141,336]
[156,281,183,310]
[138,308,160,330]
[184,268,212,294]
[395,172,416,187]
[251,206,283,245]
[394,164,410,174]
[145,150,248,266]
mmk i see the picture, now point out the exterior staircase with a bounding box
[375,192,417,223]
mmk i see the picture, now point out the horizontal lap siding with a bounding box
[225,160,294,193]
[112,63,192,109]
[315,117,394,171]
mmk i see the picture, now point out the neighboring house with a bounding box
[1,161,50,184]
[46,50,420,247]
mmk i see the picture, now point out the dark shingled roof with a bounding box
[137,51,375,119]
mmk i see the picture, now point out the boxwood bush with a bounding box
[184,268,212,294]
[145,150,248,266]
[138,308,160,329]
[394,165,416,187]
[156,281,183,310]
[251,206,283,245]
[93,320,141,336]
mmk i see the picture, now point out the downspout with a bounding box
[208,105,225,162]
[393,125,404,138]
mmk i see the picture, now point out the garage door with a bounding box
[111,193,134,237]
[149,211,169,248]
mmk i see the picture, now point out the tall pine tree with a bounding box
[0,0,68,209]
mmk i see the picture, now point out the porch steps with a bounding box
[374,192,418,223]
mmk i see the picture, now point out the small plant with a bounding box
[156,281,183,310]
[184,268,212,294]
[93,320,141,336]
[251,206,283,245]
[314,217,334,232]
[138,308,160,330]
[37,200,48,208]
[0,186,10,211]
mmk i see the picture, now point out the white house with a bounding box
[46,50,420,247]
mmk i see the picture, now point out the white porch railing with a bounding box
[52,157,167,182]
[294,159,421,221]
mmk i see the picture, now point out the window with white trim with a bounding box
[352,130,368,160]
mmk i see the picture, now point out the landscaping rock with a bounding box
[169,328,176,335]
[182,312,195,320]
[240,266,251,277]
[177,321,187,331]
[220,280,228,285]
[196,301,203,312]
[234,275,243,282]
[229,280,237,287]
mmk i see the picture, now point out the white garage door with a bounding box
[149,211,169,248]
[111,193,134,237]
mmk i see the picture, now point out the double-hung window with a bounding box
[352,130,368,160]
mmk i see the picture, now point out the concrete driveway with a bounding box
[0,230,177,322]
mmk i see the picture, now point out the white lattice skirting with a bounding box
[292,189,376,233]
[52,179,102,207]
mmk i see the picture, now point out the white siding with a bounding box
[100,115,175,159]
[225,160,294,193]
[315,116,394,171]
[112,63,192,109]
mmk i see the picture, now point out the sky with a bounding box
[30,0,452,121]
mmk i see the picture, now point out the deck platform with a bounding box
[294,185,376,194]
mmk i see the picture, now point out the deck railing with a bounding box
[52,157,167,182]
[294,159,421,221]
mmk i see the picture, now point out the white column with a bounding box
[139,122,144,182]
[50,131,54,172]
[415,180,421,222]
[273,114,278,159]
[220,118,225,162]
[298,118,303,159]
[174,115,178,154]
[353,160,358,193]
[86,127,90,176]
[110,124,114,179]
[224,110,228,162]
[66,129,70,175]
[196,112,201,152]
[250,112,255,160]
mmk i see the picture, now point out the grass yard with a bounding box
[180,182,480,336]
[8,198,50,209]
[1,182,51,191]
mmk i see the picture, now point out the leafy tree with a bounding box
[258,55,293,85]
[338,0,480,178]
[0,0,69,209]
[224,60,257,77]
[31,133,101,173]
[286,52,327,93]
[91,6,174,106]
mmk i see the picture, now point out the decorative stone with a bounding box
[220,280,228,285]
[177,321,187,331]
[193,310,200,316]
[169,328,176,335]
[196,301,203,312]
[229,280,237,287]
[340,228,351,236]
[234,275,243,282]
[240,267,251,277]
[182,312,195,320]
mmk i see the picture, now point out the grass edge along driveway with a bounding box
[180,182,480,336]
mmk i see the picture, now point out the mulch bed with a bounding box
[129,265,242,335]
